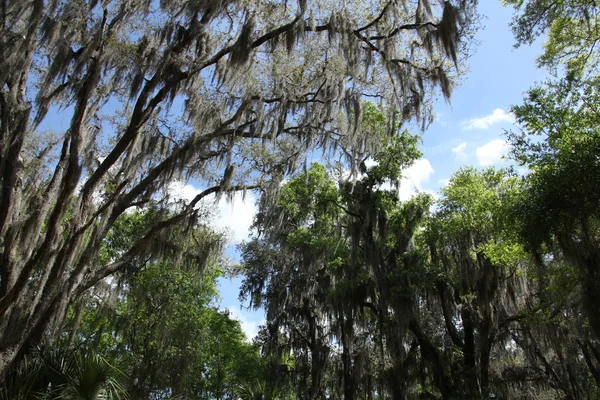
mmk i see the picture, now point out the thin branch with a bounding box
[369,21,439,41]
[355,1,393,32]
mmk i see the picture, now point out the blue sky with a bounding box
[215,1,548,339]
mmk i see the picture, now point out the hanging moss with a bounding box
[0,0,479,380]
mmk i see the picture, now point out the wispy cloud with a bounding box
[462,108,515,130]
[437,178,450,188]
[167,181,257,244]
[213,192,257,244]
[226,306,264,341]
[399,158,435,201]
[451,142,467,160]
[167,181,203,204]
[476,139,510,166]
[434,112,448,127]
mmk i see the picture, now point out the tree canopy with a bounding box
[3,0,600,399]
[505,0,600,76]
[0,0,478,375]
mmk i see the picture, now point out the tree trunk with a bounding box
[461,307,480,399]
[582,252,600,340]
[341,312,354,400]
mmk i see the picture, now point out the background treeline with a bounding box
[237,1,600,397]
[1,212,266,399]
[242,97,600,398]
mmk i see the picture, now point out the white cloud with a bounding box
[451,142,467,160]
[462,108,515,130]
[364,157,378,168]
[476,139,510,166]
[167,181,257,244]
[434,112,448,127]
[214,191,257,244]
[226,306,264,341]
[437,178,450,188]
[516,167,531,176]
[399,158,435,201]
[167,181,203,203]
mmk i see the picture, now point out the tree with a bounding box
[504,0,600,76]
[507,78,600,392]
[0,205,267,399]
[0,0,478,375]
[67,217,262,399]
[241,163,342,399]
[0,266,265,400]
[424,167,538,398]
[243,142,600,398]
[241,107,435,399]
[503,2,600,396]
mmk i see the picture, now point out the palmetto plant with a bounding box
[0,347,129,400]
[237,380,283,400]
[0,353,41,400]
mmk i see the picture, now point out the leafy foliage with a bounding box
[0,346,129,400]
[505,0,600,75]
[6,0,600,399]
[0,0,478,375]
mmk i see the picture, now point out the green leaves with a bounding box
[507,0,600,76]
[433,167,519,243]
[508,78,600,248]
[279,163,340,224]
[426,167,526,282]
[0,347,129,400]
[369,132,422,184]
